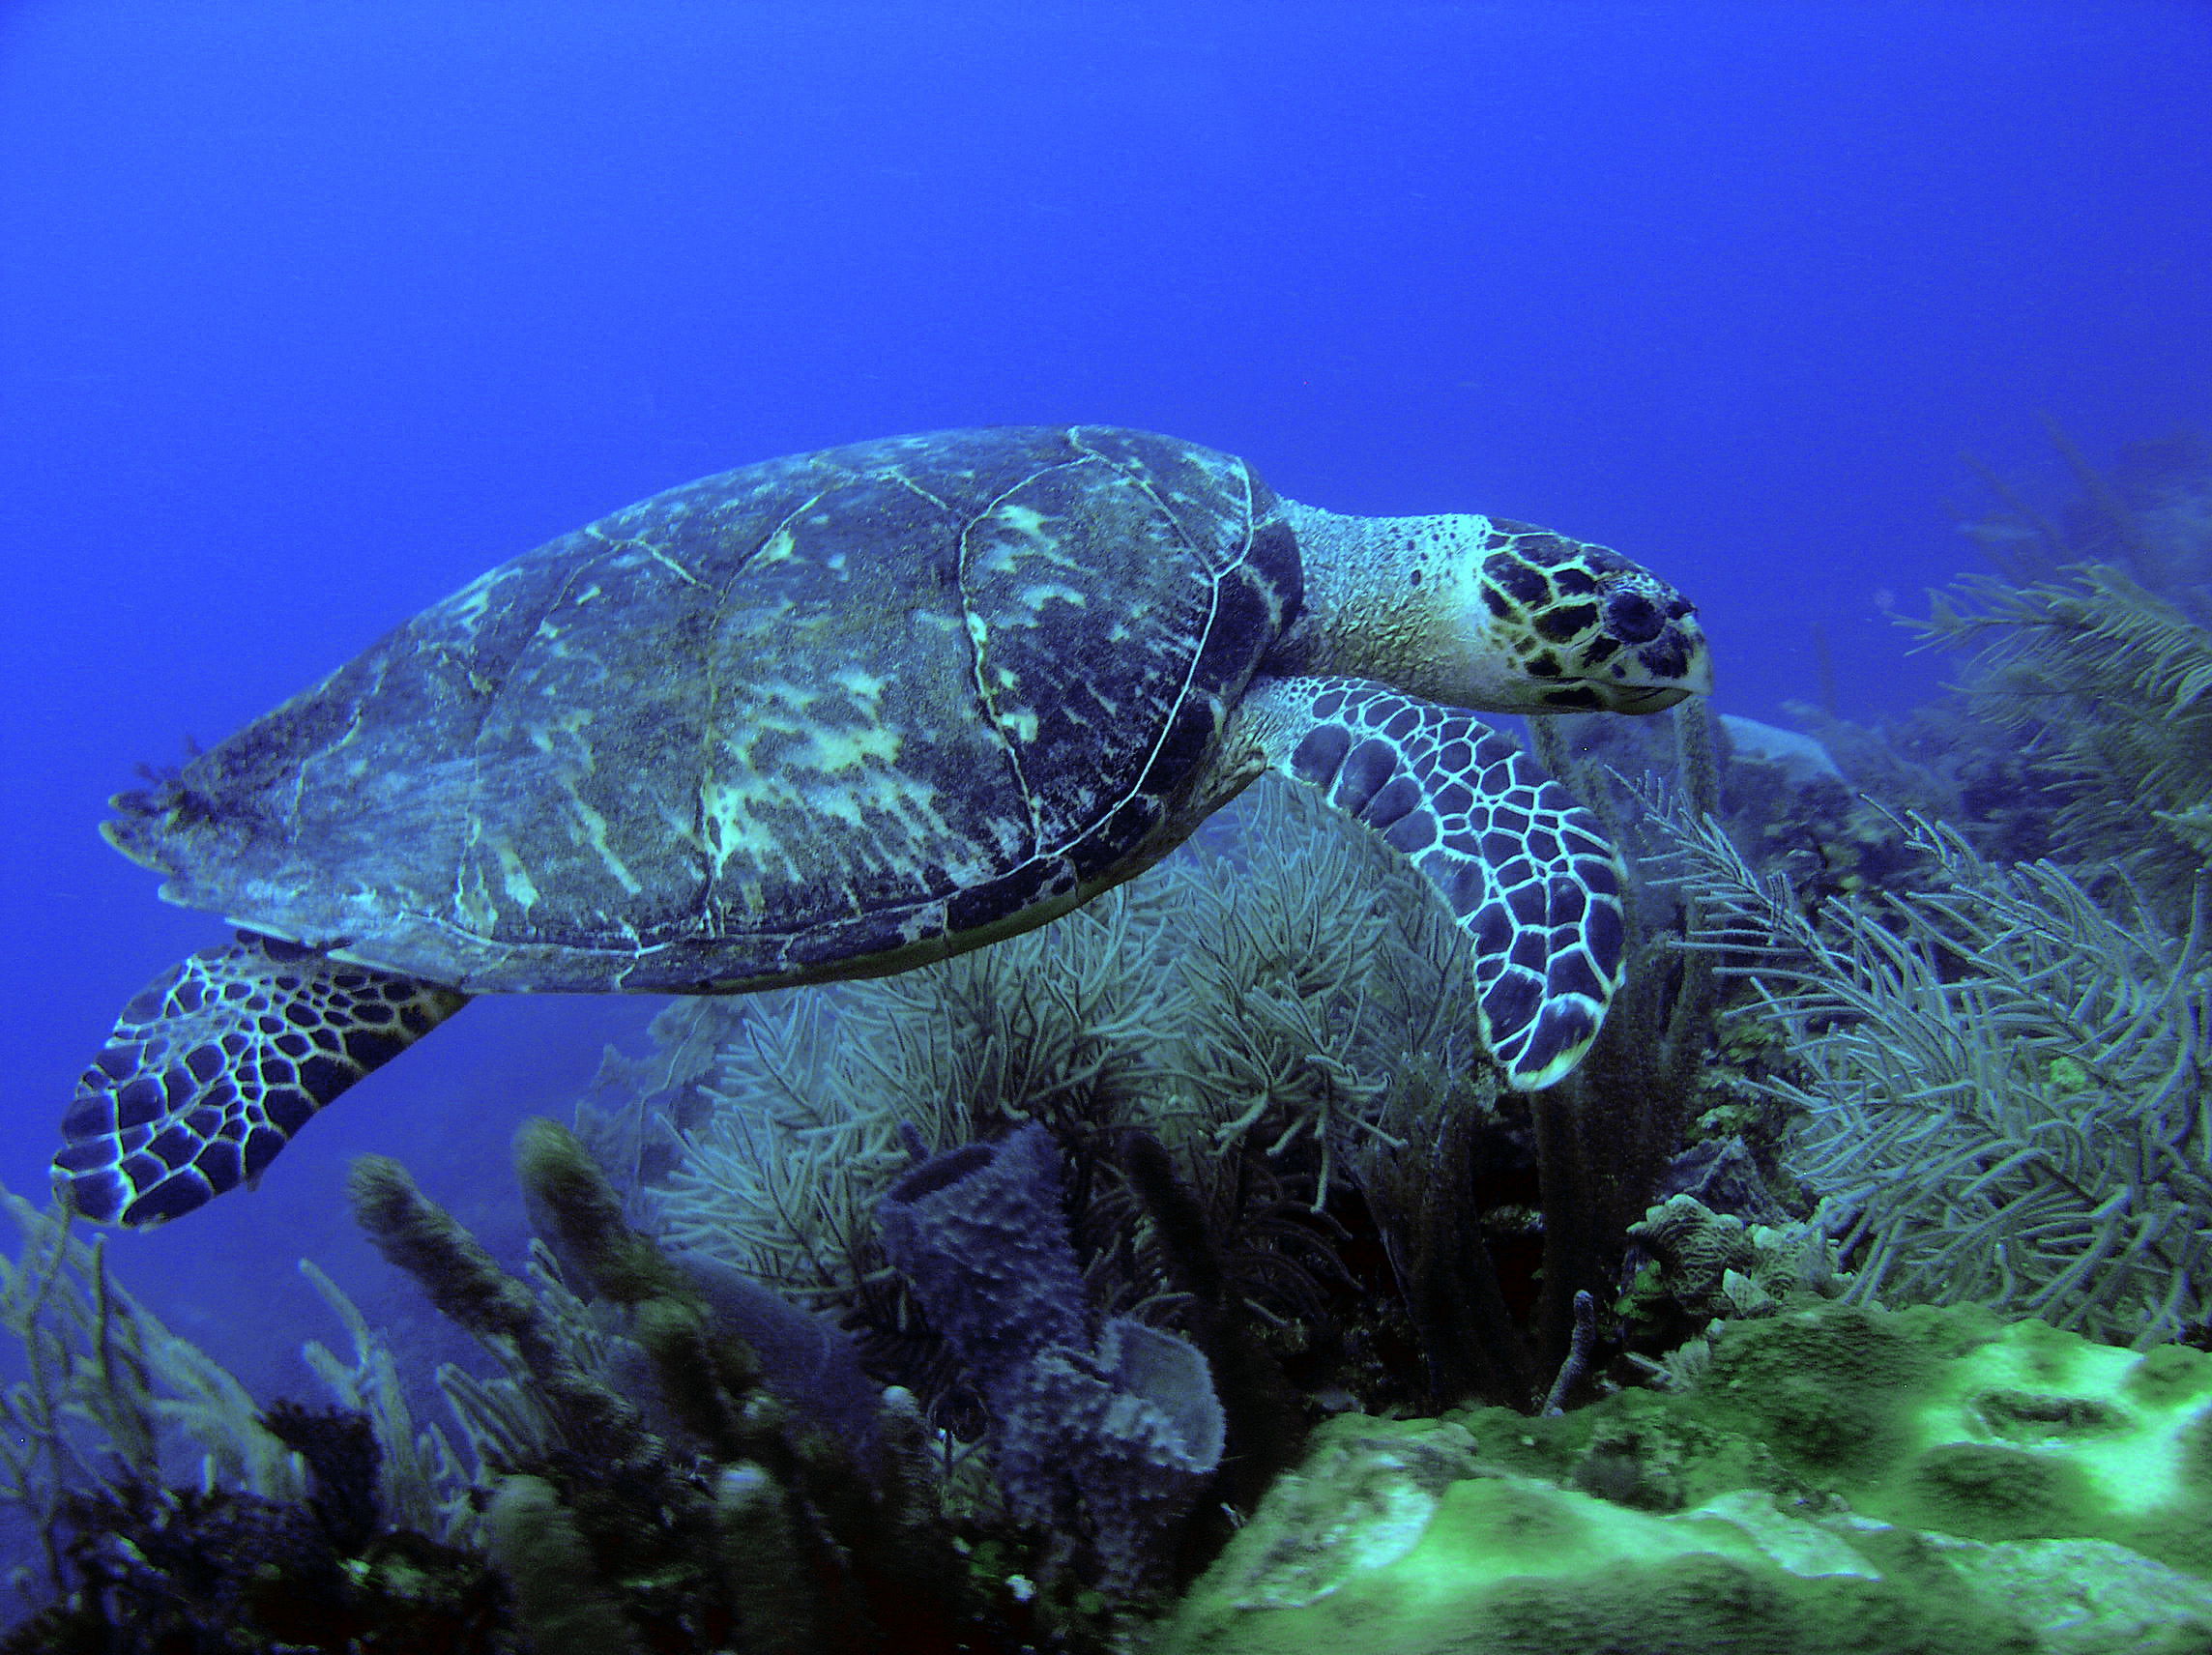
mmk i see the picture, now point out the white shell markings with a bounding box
[1009,581,1088,624]
[568,797,643,895]
[497,845,541,911]
[830,666,891,706]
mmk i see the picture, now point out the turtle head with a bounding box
[1446,517,1711,715]
[1274,505,1711,715]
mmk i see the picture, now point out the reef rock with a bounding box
[1154,1302,2212,1654]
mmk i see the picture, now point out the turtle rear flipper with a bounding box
[1237,675,1627,1089]
[55,935,468,1227]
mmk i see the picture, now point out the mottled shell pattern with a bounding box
[106,428,1303,994]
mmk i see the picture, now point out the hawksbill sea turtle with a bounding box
[57,426,1709,1227]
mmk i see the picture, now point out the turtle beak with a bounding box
[1613,682,1694,713]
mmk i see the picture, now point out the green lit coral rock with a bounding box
[1154,1304,2212,1654]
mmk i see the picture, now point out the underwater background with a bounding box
[2,2,2210,1648]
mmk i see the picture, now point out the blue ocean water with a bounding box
[0,0,2207,1438]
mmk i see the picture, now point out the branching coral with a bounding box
[295,1258,477,1543]
[1653,798,2212,1348]
[583,742,1736,1449]
[1154,777,1482,1211]
[1758,425,2212,886]
[1957,420,2212,598]
[639,870,1175,1351]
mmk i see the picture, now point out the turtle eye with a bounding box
[1603,588,1666,645]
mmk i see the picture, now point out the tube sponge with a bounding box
[879,1124,1227,1600]
[349,1152,644,1455]
[877,1123,1089,1396]
[998,1316,1228,1598]
[514,1118,689,1309]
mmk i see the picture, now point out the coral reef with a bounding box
[0,1191,306,1555]
[1780,423,2212,900]
[609,763,1728,1435]
[1956,421,2212,601]
[603,776,1521,1426]
[8,1476,507,1655]
[1621,1192,1849,1324]
[1916,564,2212,911]
[17,418,2209,1651]
[0,1132,1027,1652]
[1158,1301,2212,1654]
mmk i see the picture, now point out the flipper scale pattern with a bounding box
[55,935,467,1226]
[1261,675,1626,1088]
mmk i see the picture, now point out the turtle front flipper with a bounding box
[1235,675,1626,1089]
[55,935,469,1227]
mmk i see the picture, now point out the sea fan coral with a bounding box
[1917,564,2212,904]
[637,778,1495,1385]
[1655,799,2211,1348]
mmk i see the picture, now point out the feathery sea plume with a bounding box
[1652,797,2211,1349]
[1915,564,2212,907]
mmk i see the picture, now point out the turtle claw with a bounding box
[54,934,467,1227]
